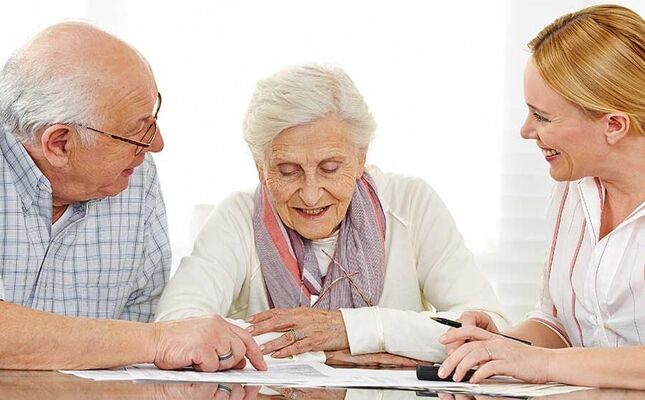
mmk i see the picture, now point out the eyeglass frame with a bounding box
[309,249,374,307]
[78,92,162,155]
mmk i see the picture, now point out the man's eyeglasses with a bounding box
[311,249,374,307]
[80,92,162,156]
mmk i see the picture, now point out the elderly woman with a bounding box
[439,5,645,389]
[156,64,508,364]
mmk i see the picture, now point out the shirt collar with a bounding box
[0,128,53,210]
[577,176,645,241]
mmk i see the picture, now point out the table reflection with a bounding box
[0,371,644,400]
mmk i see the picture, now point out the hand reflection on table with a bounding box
[1,371,644,400]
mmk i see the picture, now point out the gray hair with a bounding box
[0,22,147,145]
[243,64,377,162]
[0,53,97,145]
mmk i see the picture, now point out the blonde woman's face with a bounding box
[520,61,610,181]
[258,115,365,240]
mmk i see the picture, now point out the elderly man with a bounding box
[0,22,265,372]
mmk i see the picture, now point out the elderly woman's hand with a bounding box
[247,308,349,357]
[438,326,552,384]
[324,349,419,369]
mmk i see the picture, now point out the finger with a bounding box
[469,360,502,383]
[249,317,293,336]
[220,336,246,371]
[457,311,479,326]
[215,341,236,371]
[445,339,466,356]
[231,325,267,371]
[379,354,418,368]
[453,346,491,382]
[438,341,481,378]
[272,338,311,358]
[192,347,221,372]
[232,357,247,370]
[214,384,232,400]
[243,385,263,400]
[229,384,246,400]
[440,326,495,345]
[246,309,279,324]
[260,331,296,354]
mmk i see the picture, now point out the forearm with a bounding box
[548,346,645,390]
[0,302,157,370]
[505,320,568,348]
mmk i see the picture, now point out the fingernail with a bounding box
[259,345,265,352]
[437,366,445,377]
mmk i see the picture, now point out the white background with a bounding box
[1,0,642,321]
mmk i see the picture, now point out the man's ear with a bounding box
[604,113,630,145]
[40,124,75,168]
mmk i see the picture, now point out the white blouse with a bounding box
[527,177,645,347]
[156,166,509,361]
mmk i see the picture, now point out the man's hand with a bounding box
[324,349,419,368]
[442,311,499,356]
[247,308,348,358]
[151,315,267,372]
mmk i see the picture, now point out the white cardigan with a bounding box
[156,166,509,361]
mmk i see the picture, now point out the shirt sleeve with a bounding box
[120,156,171,322]
[526,182,572,346]
[155,192,254,321]
[341,177,510,362]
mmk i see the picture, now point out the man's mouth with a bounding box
[541,148,561,160]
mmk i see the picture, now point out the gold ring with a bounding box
[484,346,493,361]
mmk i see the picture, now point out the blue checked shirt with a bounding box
[0,129,170,321]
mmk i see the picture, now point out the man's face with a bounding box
[56,76,164,202]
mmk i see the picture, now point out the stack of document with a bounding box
[62,360,591,398]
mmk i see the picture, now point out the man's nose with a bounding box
[147,126,164,153]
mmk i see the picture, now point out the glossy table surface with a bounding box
[0,370,644,400]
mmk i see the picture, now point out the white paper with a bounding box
[62,361,592,397]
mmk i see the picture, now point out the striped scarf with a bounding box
[252,173,386,310]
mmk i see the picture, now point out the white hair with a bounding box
[0,53,98,145]
[0,22,149,145]
[243,64,377,162]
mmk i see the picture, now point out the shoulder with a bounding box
[366,165,441,215]
[198,188,256,236]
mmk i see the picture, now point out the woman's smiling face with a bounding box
[520,60,610,182]
[258,114,365,240]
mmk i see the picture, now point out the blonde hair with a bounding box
[528,4,645,136]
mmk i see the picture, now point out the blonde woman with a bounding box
[439,4,645,389]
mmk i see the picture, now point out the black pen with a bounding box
[431,316,532,345]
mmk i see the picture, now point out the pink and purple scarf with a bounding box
[252,173,386,310]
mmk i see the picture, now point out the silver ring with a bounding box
[217,384,232,394]
[289,328,303,342]
[217,350,234,361]
[484,346,493,361]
